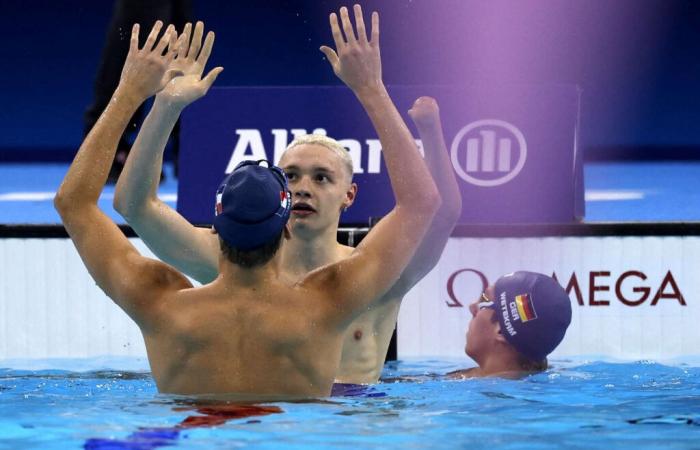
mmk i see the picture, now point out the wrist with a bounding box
[113,85,146,108]
[154,95,187,114]
[413,122,442,135]
[353,82,388,102]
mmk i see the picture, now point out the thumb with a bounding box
[201,66,224,91]
[319,46,339,67]
[163,68,185,85]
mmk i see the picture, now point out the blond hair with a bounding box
[285,134,354,181]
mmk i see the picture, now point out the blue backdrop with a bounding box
[178,85,582,225]
[1,0,699,161]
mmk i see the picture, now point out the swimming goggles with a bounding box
[477,292,495,311]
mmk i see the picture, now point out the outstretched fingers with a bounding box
[143,21,164,52]
[173,32,188,59]
[188,21,204,60]
[329,12,346,50]
[353,4,368,42]
[130,24,140,53]
[339,6,357,42]
[165,31,182,65]
[201,67,224,91]
[196,31,215,67]
[176,23,192,59]
[370,11,379,46]
[154,25,175,55]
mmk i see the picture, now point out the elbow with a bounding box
[53,186,70,216]
[443,194,463,224]
[113,189,143,221]
[112,190,129,218]
[416,185,442,217]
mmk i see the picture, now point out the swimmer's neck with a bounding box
[475,351,525,378]
[282,225,344,274]
[217,256,282,287]
[450,365,528,380]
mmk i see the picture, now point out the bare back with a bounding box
[108,7,447,392]
[165,233,428,385]
[145,278,346,399]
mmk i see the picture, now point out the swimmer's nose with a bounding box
[293,176,313,198]
[468,302,477,317]
[294,188,311,198]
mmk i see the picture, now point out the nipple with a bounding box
[354,329,363,340]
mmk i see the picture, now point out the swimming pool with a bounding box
[1,357,699,449]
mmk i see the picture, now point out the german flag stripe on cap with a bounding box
[515,293,537,322]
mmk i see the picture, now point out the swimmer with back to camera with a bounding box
[113,5,463,385]
[56,9,440,399]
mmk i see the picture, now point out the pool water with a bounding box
[1,358,699,449]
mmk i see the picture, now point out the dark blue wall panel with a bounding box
[1,0,699,160]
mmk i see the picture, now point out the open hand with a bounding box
[320,5,382,93]
[118,21,181,101]
[157,21,223,109]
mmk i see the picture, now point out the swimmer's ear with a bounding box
[493,322,509,344]
[343,182,358,210]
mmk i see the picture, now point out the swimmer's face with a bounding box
[465,285,500,361]
[279,144,357,235]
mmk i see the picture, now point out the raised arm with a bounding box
[311,5,440,325]
[384,96,463,296]
[113,22,223,284]
[54,22,193,328]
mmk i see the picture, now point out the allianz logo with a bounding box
[224,128,423,175]
[225,120,527,188]
[450,119,527,187]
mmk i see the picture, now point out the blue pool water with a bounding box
[1,358,699,449]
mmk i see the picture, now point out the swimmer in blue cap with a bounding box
[56,17,441,399]
[212,160,291,256]
[113,7,462,385]
[449,271,572,379]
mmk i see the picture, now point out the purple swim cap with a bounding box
[213,160,291,251]
[493,271,572,361]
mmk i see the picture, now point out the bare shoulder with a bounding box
[292,244,354,314]
[119,254,194,329]
[339,243,354,258]
[297,242,355,287]
[130,254,194,290]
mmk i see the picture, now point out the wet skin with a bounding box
[111,11,460,387]
[465,285,498,359]
[278,143,400,383]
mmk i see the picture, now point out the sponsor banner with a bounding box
[397,236,698,360]
[178,85,581,225]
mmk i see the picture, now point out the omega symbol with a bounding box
[450,119,527,187]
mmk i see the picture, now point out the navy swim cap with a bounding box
[213,160,291,251]
[493,271,572,361]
